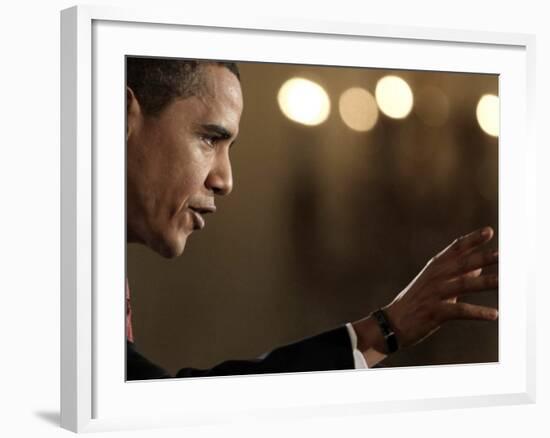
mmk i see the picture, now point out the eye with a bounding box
[200,134,221,148]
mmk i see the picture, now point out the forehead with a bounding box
[200,65,242,103]
[193,65,243,126]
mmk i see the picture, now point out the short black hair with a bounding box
[126,57,241,116]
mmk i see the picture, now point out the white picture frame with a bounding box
[60,4,536,433]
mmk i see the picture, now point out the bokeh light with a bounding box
[414,86,450,127]
[375,75,414,119]
[338,87,379,132]
[277,77,331,126]
[476,94,499,137]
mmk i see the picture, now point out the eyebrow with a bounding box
[201,124,233,140]
[201,123,238,148]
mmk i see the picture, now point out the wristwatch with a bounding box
[372,309,399,354]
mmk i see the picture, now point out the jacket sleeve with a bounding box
[174,325,354,378]
[127,325,355,381]
[126,339,172,380]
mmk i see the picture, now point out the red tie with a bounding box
[126,279,134,342]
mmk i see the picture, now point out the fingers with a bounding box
[434,226,494,262]
[440,302,499,321]
[444,248,498,278]
[452,268,482,280]
[437,274,498,300]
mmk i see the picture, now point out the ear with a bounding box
[126,86,142,141]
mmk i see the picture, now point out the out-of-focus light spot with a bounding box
[277,77,330,126]
[476,94,499,137]
[338,87,379,132]
[375,75,414,119]
[415,86,450,127]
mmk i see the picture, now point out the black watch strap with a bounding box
[372,309,399,354]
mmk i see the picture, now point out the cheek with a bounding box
[168,154,210,207]
[135,126,210,215]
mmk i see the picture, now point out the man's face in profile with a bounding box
[126,64,243,258]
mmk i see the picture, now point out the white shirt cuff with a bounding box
[345,322,369,369]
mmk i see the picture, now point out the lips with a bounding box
[188,205,216,230]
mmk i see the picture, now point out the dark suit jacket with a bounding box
[126,325,355,380]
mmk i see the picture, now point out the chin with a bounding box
[163,237,188,258]
[148,229,189,259]
[131,218,191,258]
[154,243,185,259]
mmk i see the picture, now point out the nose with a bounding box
[205,150,233,196]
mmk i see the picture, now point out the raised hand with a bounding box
[383,226,499,349]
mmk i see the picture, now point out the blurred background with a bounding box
[127,60,499,376]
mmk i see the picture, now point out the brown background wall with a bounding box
[127,61,498,376]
